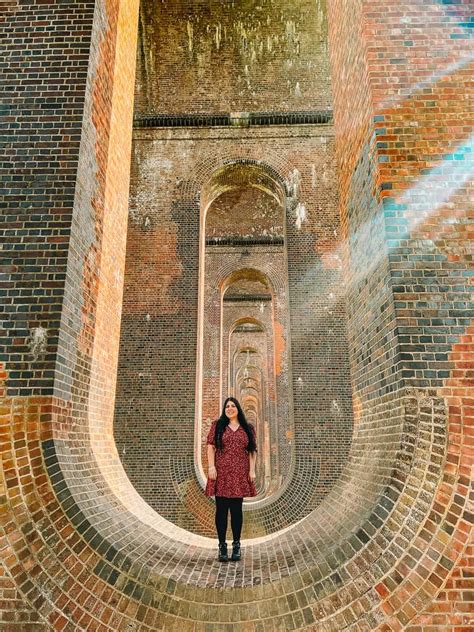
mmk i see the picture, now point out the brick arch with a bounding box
[213,260,288,296]
[241,386,260,397]
[181,156,291,206]
[231,317,266,332]
[3,362,466,628]
[222,266,275,294]
[235,366,263,393]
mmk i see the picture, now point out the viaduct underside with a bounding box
[1,1,472,630]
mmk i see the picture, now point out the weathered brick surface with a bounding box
[0,565,46,630]
[0,0,472,630]
[135,0,332,115]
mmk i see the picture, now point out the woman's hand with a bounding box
[248,469,256,483]
[208,465,217,480]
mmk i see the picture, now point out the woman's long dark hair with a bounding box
[214,397,257,453]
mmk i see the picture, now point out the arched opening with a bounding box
[196,162,294,501]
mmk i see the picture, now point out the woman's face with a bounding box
[225,400,238,420]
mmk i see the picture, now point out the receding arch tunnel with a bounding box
[198,167,294,505]
[114,147,354,534]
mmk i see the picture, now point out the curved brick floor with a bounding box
[1,363,471,630]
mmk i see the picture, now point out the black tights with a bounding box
[215,496,243,544]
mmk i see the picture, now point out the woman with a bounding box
[205,397,257,562]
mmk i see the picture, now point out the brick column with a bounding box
[328,1,473,627]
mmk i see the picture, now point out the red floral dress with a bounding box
[205,421,257,498]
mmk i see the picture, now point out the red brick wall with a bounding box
[329,0,473,397]
[328,1,473,629]
[1,1,96,397]
[1,0,141,629]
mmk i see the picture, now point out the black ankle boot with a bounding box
[231,541,241,561]
[218,542,228,562]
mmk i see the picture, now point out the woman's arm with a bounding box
[248,451,257,482]
[207,444,217,480]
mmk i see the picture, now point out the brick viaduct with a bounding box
[1,1,472,630]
